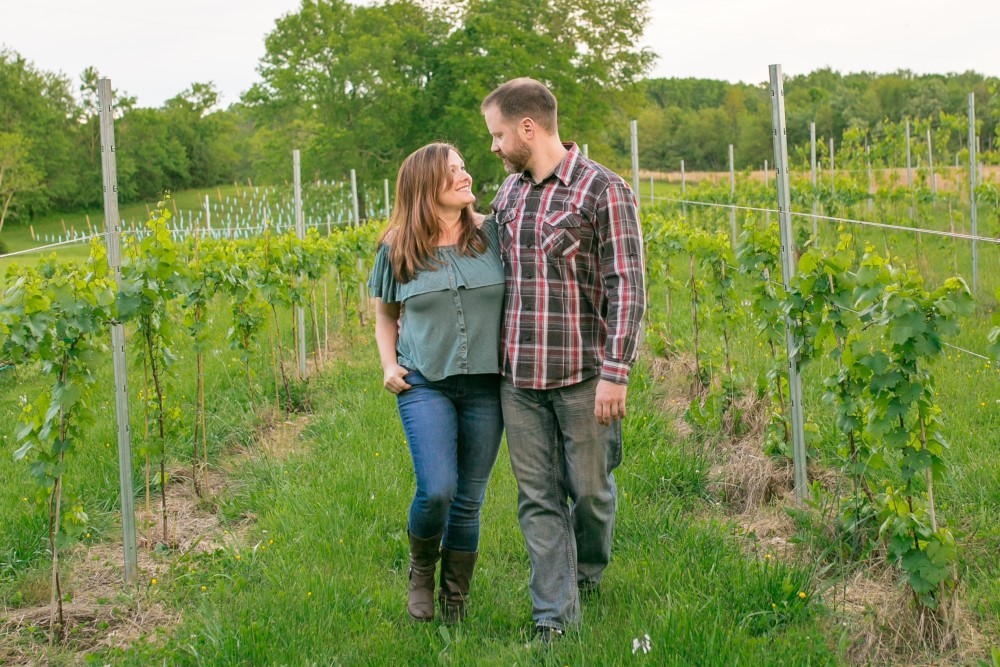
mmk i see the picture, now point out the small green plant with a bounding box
[120,199,188,547]
[868,268,972,627]
[737,219,790,456]
[0,242,116,642]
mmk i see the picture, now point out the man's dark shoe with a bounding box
[530,625,564,646]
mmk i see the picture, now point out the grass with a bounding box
[0,186,251,281]
[90,342,837,666]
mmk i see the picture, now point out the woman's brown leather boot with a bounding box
[407,531,441,621]
[438,548,478,624]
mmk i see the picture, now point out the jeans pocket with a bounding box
[400,368,424,391]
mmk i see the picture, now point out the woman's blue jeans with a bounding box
[396,370,503,553]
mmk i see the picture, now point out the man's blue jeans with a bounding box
[397,370,503,553]
[501,375,623,631]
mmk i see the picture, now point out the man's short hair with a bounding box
[481,78,558,133]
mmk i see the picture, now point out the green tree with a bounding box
[246,0,445,189]
[425,0,653,188]
[246,0,653,196]
[116,108,191,200]
[0,131,42,234]
[0,49,80,216]
[163,82,241,187]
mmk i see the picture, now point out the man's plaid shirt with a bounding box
[490,143,645,390]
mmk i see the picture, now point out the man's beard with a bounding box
[498,141,532,174]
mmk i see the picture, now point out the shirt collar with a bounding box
[518,142,580,187]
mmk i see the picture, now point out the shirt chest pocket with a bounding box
[540,209,586,262]
[496,209,517,260]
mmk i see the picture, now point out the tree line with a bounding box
[628,70,1000,173]
[2,0,998,232]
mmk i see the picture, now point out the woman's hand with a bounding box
[383,363,413,394]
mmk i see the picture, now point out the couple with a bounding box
[368,78,646,641]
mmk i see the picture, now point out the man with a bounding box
[481,78,645,642]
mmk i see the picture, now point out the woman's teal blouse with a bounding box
[367,218,504,381]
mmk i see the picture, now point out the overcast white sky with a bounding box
[2,0,999,108]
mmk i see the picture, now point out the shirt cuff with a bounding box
[600,360,631,385]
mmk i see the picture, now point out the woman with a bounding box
[368,143,504,624]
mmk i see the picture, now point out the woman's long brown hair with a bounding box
[380,143,486,283]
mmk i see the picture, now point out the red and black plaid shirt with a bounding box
[490,143,645,390]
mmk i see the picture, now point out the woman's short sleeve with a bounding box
[367,243,399,303]
[482,214,499,250]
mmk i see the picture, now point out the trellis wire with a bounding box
[649,195,1000,245]
[0,232,109,260]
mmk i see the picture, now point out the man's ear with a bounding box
[519,117,535,140]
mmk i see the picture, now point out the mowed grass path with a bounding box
[108,334,835,666]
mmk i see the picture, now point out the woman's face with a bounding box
[436,149,475,214]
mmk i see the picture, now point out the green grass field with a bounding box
[0,185,277,280]
[93,341,840,666]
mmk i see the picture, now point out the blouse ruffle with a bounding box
[366,215,501,304]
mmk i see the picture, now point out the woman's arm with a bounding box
[374,298,412,394]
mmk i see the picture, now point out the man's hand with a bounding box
[383,364,412,395]
[594,379,627,426]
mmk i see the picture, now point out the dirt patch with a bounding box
[0,406,315,664]
[736,505,798,560]
[250,411,311,461]
[1,596,178,666]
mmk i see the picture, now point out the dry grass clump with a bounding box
[650,353,792,513]
[709,441,794,513]
[829,570,984,666]
[736,506,798,559]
